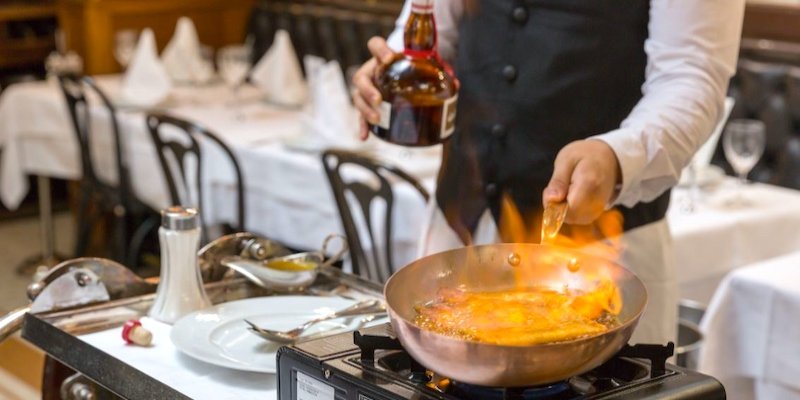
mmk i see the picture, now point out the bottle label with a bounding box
[440,94,458,139]
[377,101,392,130]
[411,0,434,14]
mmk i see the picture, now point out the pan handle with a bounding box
[0,306,30,343]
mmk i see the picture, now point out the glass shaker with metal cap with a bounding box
[149,206,211,323]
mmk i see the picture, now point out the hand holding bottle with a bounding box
[352,0,458,147]
[351,37,396,140]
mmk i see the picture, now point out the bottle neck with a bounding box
[404,0,437,58]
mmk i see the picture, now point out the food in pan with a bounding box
[414,284,621,346]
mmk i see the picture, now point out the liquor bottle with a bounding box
[370,0,458,147]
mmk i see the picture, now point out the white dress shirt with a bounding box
[387,0,745,208]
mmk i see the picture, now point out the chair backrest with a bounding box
[57,74,132,201]
[145,112,246,241]
[247,0,403,75]
[321,149,429,283]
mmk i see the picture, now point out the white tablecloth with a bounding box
[697,250,800,400]
[79,317,278,399]
[667,182,800,304]
[0,77,438,267]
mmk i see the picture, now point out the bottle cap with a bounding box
[161,206,199,231]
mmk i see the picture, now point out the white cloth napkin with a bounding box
[161,17,214,84]
[120,29,172,108]
[250,30,307,106]
[303,55,360,148]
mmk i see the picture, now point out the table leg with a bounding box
[15,176,64,276]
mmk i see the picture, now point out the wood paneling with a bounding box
[743,3,800,43]
[57,0,256,75]
[0,2,57,70]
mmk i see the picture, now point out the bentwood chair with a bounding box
[321,149,430,283]
[57,74,154,265]
[145,112,246,244]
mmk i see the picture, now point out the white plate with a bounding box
[170,296,372,373]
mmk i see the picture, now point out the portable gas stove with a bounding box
[277,323,725,400]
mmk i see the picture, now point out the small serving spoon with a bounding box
[244,299,385,344]
[541,201,568,245]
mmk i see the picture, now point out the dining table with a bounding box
[697,250,800,400]
[0,75,439,270]
[2,76,800,305]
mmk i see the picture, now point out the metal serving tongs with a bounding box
[541,201,568,245]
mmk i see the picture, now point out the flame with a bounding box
[498,193,625,320]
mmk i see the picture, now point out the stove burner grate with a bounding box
[445,381,574,400]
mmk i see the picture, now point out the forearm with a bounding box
[592,0,745,207]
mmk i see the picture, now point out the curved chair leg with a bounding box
[73,185,93,257]
[126,215,159,270]
[111,207,128,264]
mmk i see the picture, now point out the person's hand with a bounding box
[542,139,622,225]
[352,37,396,140]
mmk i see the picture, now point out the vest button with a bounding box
[491,123,507,138]
[502,65,517,82]
[485,183,499,197]
[512,7,528,23]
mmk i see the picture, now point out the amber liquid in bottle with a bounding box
[370,0,458,147]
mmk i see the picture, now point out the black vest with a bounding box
[436,0,670,243]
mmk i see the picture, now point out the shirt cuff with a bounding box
[588,128,647,208]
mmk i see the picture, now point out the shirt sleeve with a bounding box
[386,0,463,63]
[590,0,745,208]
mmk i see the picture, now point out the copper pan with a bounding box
[383,243,647,387]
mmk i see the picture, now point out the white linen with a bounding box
[698,251,800,400]
[250,30,307,106]
[303,56,360,148]
[386,0,746,208]
[78,317,277,399]
[121,29,172,108]
[667,181,800,304]
[161,17,213,84]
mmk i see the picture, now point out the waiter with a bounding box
[353,0,745,344]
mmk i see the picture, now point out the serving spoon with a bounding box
[541,201,568,244]
[244,299,386,344]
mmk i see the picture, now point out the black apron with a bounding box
[436,0,670,243]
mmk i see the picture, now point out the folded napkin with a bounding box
[250,30,307,106]
[120,29,172,108]
[303,55,360,148]
[161,17,214,84]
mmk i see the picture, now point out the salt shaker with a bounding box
[148,206,211,323]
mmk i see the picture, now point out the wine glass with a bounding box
[114,30,138,69]
[722,119,766,205]
[216,45,251,120]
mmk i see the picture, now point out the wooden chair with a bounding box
[57,74,154,265]
[321,149,429,283]
[145,112,246,244]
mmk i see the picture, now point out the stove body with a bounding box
[276,324,725,400]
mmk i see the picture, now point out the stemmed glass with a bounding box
[216,45,251,120]
[114,30,139,70]
[722,119,766,206]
